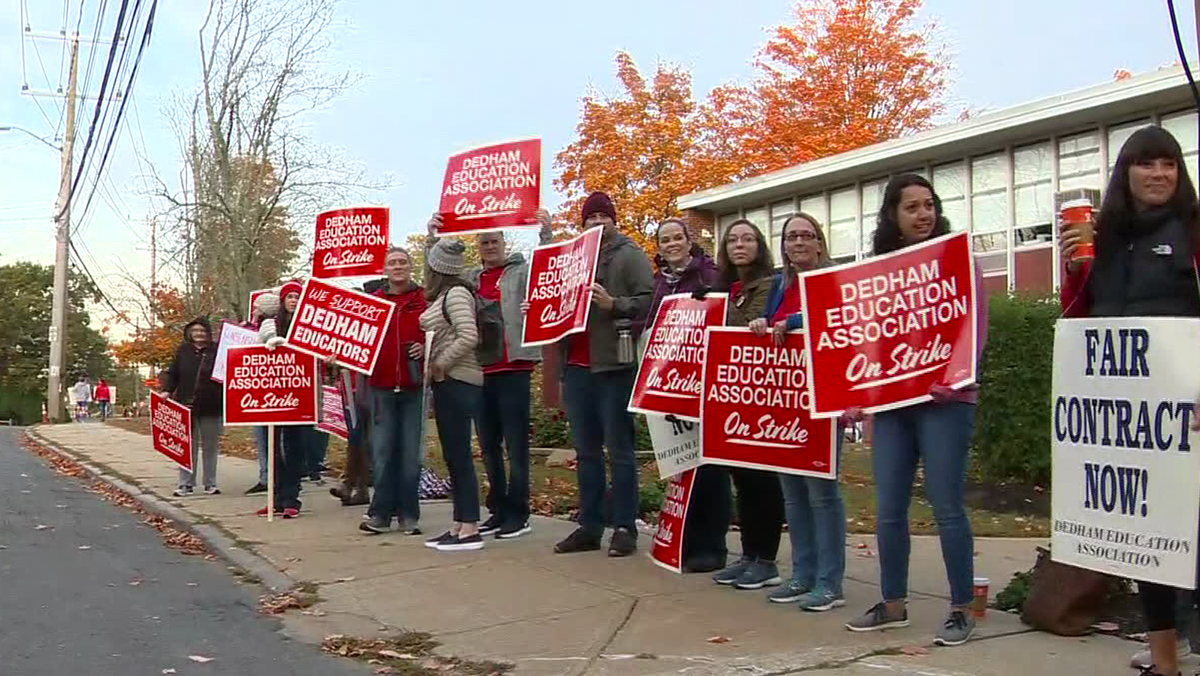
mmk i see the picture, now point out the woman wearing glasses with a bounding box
[749,213,847,612]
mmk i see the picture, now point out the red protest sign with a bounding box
[629,294,728,420]
[317,385,349,441]
[223,344,320,426]
[799,231,977,417]
[150,391,192,472]
[521,226,603,347]
[650,468,695,574]
[699,328,837,479]
[285,278,396,375]
[439,138,541,236]
[313,206,389,278]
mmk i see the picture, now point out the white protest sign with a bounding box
[647,414,701,479]
[1052,317,1200,588]
[211,324,261,383]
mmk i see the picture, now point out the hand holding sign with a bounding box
[591,284,614,311]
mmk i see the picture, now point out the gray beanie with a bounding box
[253,292,281,318]
[427,238,466,276]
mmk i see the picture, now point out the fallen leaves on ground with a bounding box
[322,633,511,675]
[33,524,52,531]
[1091,621,1120,632]
[258,590,318,615]
[187,655,214,663]
[706,636,731,644]
[18,435,211,558]
[899,646,931,656]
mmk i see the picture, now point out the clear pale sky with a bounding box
[0,0,1194,327]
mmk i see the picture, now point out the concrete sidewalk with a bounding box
[30,423,1140,676]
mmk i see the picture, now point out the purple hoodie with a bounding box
[647,249,719,326]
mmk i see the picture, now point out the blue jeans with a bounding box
[369,386,424,526]
[253,426,269,484]
[307,427,329,476]
[272,425,305,509]
[780,437,845,595]
[872,401,977,607]
[562,366,639,534]
[434,378,483,523]
[476,370,532,525]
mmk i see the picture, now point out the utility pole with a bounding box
[45,37,79,424]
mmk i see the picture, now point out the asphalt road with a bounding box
[0,426,371,676]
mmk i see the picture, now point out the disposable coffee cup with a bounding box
[1060,198,1095,263]
[972,577,990,618]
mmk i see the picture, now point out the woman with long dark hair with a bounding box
[1061,126,1200,676]
[844,174,987,646]
[748,213,847,611]
[707,218,788,590]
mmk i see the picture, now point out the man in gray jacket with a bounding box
[552,192,654,558]
[427,209,553,539]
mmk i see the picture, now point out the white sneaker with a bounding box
[1130,641,1190,669]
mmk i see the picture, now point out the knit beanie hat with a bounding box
[280,280,303,300]
[427,238,466,276]
[253,292,280,318]
[580,191,616,225]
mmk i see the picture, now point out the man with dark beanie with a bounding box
[553,191,654,557]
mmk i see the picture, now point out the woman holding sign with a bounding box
[648,218,728,573]
[749,214,848,611]
[1060,126,1200,676]
[705,218,787,590]
[420,239,487,552]
[844,174,987,647]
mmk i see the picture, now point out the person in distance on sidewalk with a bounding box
[420,239,486,552]
[163,318,223,498]
[537,193,654,558]
[257,282,307,518]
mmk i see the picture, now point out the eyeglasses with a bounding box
[784,231,818,242]
[724,234,757,245]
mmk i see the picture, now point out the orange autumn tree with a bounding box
[554,52,732,250]
[705,0,949,177]
[112,286,193,370]
[555,0,951,236]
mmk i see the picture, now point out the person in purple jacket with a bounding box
[645,218,729,573]
[843,174,988,647]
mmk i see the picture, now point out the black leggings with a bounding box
[731,468,784,561]
[1141,582,1200,632]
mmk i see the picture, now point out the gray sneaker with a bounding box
[712,556,752,585]
[767,579,810,604]
[733,560,782,590]
[845,602,910,632]
[797,589,845,612]
[934,609,975,646]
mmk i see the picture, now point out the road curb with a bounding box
[24,426,295,593]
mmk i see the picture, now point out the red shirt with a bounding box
[771,281,802,324]
[368,285,428,390]
[478,266,535,375]
[566,332,591,368]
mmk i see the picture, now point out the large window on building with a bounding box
[717,212,740,241]
[829,187,857,262]
[768,199,795,262]
[1014,141,1053,246]
[799,193,828,229]
[1108,118,1153,174]
[860,178,887,256]
[970,152,1009,252]
[1161,110,1200,190]
[1059,129,1103,191]
[932,161,968,231]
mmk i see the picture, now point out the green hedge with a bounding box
[974,293,1060,486]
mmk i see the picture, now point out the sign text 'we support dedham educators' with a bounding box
[1052,318,1200,588]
